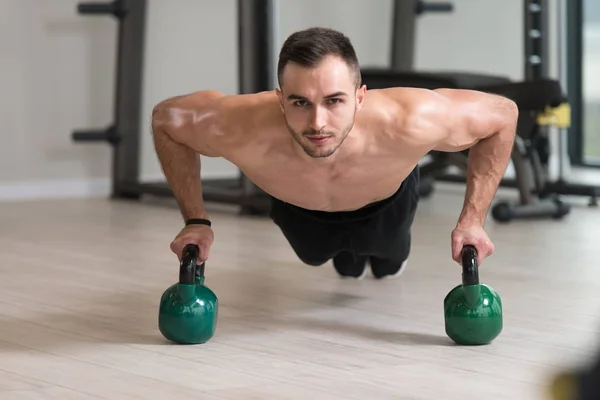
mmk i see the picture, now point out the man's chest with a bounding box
[238,155,417,211]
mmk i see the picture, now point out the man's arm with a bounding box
[431,88,519,227]
[151,90,229,222]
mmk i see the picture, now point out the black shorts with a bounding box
[269,167,420,265]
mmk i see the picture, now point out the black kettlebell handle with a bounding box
[179,244,205,285]
[461,245,479,286]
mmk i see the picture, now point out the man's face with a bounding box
[276,56,366,159]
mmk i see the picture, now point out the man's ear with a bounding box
[275,88,285,112]
[356,84,367,111]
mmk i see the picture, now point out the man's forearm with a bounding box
[457,124,516,227]
[152,126,208,221]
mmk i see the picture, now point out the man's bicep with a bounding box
[431,89,518,152]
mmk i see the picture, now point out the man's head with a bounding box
[275,27,366,159]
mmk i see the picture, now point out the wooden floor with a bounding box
[1,185,600,399]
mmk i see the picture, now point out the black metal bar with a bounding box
[111,0,147,198]
[72,0,147,200]
[235,0,273,215]
[416,1,453,14]
[541,180,600,206]
[72,126,119,145]
[390,0,417,70]
[238,0,274,93]
[524,0,549,80]
[71,0,127,147]
[77,0,126,17]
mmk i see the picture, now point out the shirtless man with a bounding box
[151,27,518,279]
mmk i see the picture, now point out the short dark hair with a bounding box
[277,27,362,88]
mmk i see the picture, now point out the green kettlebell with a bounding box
[158,244,218,344]
[444,244,502,345]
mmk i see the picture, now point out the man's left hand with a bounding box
[451,224,494,266]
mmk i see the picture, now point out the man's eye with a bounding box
[294,100,309,107]
[326,98,342,104]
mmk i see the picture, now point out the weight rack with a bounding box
[72,0,274,215]
[524,0,549,80]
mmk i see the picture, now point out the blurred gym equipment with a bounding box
[549,347,600,400]
[363,71,573,222]
[360,0,600,222]
[71,0,274,215]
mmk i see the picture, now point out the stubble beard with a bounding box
[285,120,355,159]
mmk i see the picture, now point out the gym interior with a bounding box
[1,0,600,398]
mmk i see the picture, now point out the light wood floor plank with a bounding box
[0,370,53,393]
[0,386,101,400]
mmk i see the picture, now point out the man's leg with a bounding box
[369,231,412,279]
[352,167,420,279]
[275,219,340,266]
[269,198,366,277]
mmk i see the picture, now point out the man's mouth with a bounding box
[306,136,331,144]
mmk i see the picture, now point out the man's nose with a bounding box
[309,106,327,131]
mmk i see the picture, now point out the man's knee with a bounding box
[299,256,330,266]
[279,234,333,266]
[290,243,335,266]
[371,230,411,261]
[275,221,339,267]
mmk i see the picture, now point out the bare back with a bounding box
[209,89,433,211]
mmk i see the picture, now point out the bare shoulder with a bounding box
[429,88,518,151]
[362,87,446,148]
[370,87,518,151]
[152,90,280,157]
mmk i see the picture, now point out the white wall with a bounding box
[415,0,524,80]
[0,0,116,199]
[1,0,553,201]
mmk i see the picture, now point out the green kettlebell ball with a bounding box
[444,283,502,345]
[158,244,219,345]
[158,277,218,345]
[443,245,503,346]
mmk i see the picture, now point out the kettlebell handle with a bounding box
[179,244,205,285]
[461,245,479,286]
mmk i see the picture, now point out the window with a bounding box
[582,0,600,163]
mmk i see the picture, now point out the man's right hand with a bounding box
[170,224,214,263]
